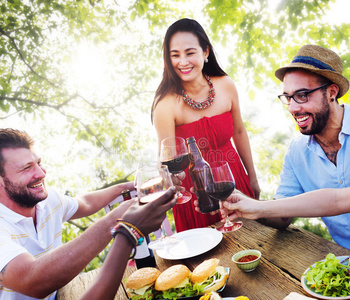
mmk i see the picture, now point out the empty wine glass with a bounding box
[135,161,179,250]
[160,136,192,204]
[205,161,242,232]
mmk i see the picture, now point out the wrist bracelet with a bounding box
[112,227,137,258]
[118,223,144,246]
[111,222,144,246]
[116,219,144,238]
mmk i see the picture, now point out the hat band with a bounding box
[292,56,335,71]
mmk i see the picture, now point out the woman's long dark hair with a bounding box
[151,18,227,122]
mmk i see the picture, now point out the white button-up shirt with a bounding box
[0,187,78,300]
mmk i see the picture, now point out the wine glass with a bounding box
[135,161,179,250]
[204,161,242,232]
[160,136,192,204]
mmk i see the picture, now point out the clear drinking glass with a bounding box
[205,161,242,232]
[160,136,192,204]
[135,161,179,250]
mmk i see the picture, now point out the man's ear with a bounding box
[329,83,340,100]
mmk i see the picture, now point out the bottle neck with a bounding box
[188,142,203,162]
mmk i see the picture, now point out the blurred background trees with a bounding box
[1,0,349,267]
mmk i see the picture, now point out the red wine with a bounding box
[195,188,220,213]
[206,181,235,201]
[187,137,219,213]
[161,154,189,174]
[139,190,167,205]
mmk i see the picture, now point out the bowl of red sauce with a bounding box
[232,249,261,272]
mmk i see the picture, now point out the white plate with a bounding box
[301,256,350,299]
[156,228,223,260]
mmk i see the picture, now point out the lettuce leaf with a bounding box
[156,283,204,300]
[130,287,158,300]
[201,271,220,289]
[153,269,226,300]
[304,253,350,297]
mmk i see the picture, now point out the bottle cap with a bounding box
[122,189,132,200]
[186,136,195,144]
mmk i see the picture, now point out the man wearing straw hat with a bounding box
[260,44,350,249]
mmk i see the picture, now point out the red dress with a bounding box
[174,111,254,232]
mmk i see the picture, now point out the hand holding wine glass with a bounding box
[136,162,179,250]
[120,187,176,239]
[204,161,242,232]
[160,136,192,204]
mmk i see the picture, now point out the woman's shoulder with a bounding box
[211,75,236,89]
[154,93,181,112]
[210,75,238,103]
[153,93,182,125]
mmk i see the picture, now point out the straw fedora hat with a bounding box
[275,45,349,98]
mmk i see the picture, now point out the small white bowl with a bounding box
[232,249,261,272]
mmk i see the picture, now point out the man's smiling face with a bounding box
[283,70,331,136]
[1,147,48,208]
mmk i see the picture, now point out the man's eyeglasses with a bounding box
[278,83,330,105]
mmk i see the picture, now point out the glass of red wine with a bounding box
[205,161,242,232]
[135,161,179,250]
[160,136,192,204]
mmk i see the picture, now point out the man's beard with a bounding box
[299,94,330,135]
[3,177,47,208]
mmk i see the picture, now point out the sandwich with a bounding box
[126,267,161,300]
[191,258,229,293]
[199,291,222,300]
[155,264,201,299]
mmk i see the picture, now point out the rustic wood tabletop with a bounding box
[123,219,350,300]
[58,219,350,300]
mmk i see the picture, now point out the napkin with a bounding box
[283,292,316,299]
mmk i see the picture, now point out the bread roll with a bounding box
[191,259,220,284]
[155,265,190,291]
[191,258,228,293]
[126,267,161,290]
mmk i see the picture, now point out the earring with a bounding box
[331,98,335,102]
[205,58,208,63]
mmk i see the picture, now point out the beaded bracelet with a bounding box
[118,222,144,246]
[116,219,144,239]
[113,227,137,258]
[111,220,144,246]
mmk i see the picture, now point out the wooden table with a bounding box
[59,219,350,299]
[122,219,350,299]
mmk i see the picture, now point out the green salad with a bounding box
[304,253,350,297]
[157,283,204,300]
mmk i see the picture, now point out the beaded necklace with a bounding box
[182,74,215,110]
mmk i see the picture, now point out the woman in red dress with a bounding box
[151,18,260,232]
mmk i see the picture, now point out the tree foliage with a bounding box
[203,0,350,95]
[1,1,349,180]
